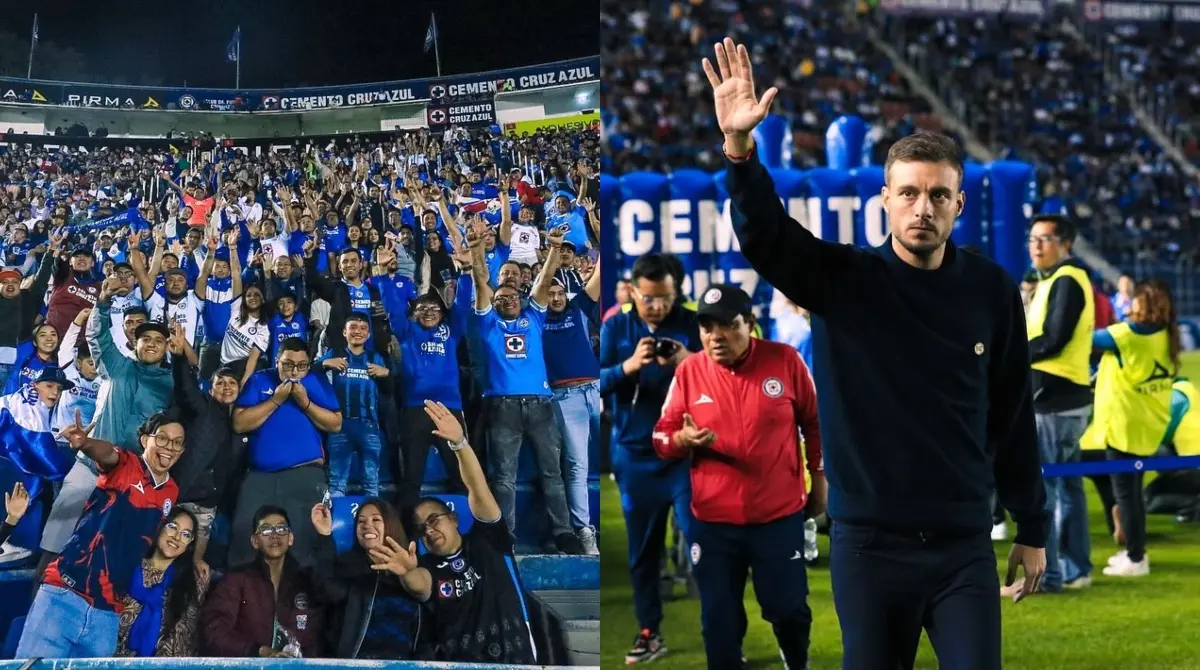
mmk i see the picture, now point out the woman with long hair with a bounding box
[309,497,427,659]
[220,283,270,388]
[115,507,211,657]
[1091,278,1179,578]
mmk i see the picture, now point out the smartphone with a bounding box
[321,489,332,511]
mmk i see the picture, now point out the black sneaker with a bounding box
[625,629,667,664]
[555,532,585,555]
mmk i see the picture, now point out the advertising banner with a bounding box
[878,0,1049,18]
[426,95,497,129]
[0,56,599,112]
[503,111,600,135]
[599,161,1035,319]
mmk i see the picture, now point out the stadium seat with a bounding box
[2,616,23,660]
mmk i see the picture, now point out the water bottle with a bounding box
[803,517,819,563]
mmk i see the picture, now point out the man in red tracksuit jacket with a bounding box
[653,284,825,670]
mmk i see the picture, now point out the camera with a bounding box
[654,339,679,359]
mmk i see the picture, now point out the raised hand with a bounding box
[546,226,566,248]
[422,399,465,444]
[168,322,187,355]
[368,537,420,577]
[57,409,88,450]
[310,502,333,537]
[205,235,219,253]
[702,38,778,142]
[5,482,29,525]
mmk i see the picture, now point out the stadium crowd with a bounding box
[0,122,601,662]
[600,0,1200,267]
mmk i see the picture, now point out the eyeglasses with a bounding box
[414,513,448,538]
[256,524,291,537]
[164,521,194,542]
[493,294,519,304]
[633,290,675,307]
[114,271,134,279]
[279,361,310,373]
[414,305,441,314]
[1027,235,1061,246]
[152,433,185,451]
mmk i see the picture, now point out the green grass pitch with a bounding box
[599,351,1200,668]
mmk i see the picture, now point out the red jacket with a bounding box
[654,339,822,525]
[201,555,326,658]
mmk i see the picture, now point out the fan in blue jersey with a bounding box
[391,280,472,512]
[268,292,309,367]
[318,314,390,498]
[542,263,603,555]
[195,231,242,380]
[465,222,582,555]
[546,191,590,252]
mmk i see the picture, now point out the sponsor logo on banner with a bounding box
[178,94,196,109]
[514,64,597,90]
[66,94,139,108]
[878,0,1047,18]
[428,107,447,125]
[504,112,600,136]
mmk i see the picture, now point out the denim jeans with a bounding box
[16,584,119,658]
[551,380,600,530]
[485,395,571,537]
[327,418,383,497]
[1035,410,1092,590]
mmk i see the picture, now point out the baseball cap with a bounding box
[69,245,92,257]
[33,366,74,391]
[695,284,753,324]
[134,321,170,341]
[112,261,134,273]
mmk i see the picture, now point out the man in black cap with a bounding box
[653,283,824,669]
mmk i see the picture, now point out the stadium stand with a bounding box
[0,56,600,667]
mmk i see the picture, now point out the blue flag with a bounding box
[424,15,436,53]
[0,387,76,494]
[227,27,240,62]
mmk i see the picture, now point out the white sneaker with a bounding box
[1107,550,1128,567]
[1102,553,1149,577]
[0,541,32,564]
[990,522,1008,541]
[577,526,600,555]
[1063,575,1092,589]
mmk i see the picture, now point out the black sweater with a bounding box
[170,355,245,508]
[727,153,1048,548]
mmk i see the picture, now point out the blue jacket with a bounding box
[599,303,699,453]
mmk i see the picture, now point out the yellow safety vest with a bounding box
[1170,379,1200,457]
[1091,323,1174,456]
[1026,264,1095,387]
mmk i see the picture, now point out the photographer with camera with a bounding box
[599,252,700,664]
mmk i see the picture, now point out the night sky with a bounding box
[3,0,598,88]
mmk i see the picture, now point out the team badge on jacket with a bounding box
[762,377,784,398]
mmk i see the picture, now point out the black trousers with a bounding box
[692,511,811,670]
[1107,446,1147,561]
[396,405,466,514]
[1083,449,1118,536]
[830,522,1000,670]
